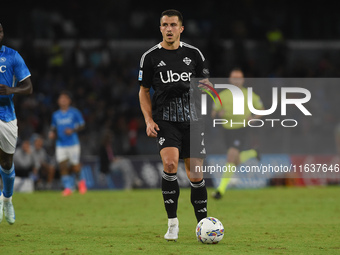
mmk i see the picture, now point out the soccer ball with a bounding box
[196,217,224,244]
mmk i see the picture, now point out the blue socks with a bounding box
[0,164,15,198]
[61,175,74,189]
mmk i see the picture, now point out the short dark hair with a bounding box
[229,67,244,75]
[161,9,183,25]
[230,67,243,73]
[59,90,73,100]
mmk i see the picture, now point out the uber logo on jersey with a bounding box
[0,65,6,73]
[160,70,192,83]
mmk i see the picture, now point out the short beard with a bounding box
[165,40,175,46]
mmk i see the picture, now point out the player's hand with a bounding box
[198,78,213,91]
[218,109,226,118]
[64,128,74,135]
[0,84,14,95]
[48,131,56,140]
[146,120,160,138]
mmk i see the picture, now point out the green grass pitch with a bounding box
[0,186,339,254]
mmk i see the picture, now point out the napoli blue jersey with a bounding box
[0,45,31,122]
[51,107,85,147]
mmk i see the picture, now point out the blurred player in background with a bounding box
[0,23,33,224]
[48,91,86,196]
[32,134,56,190]
[98,130,142,189]
[139,10,209,241]
[13,139,36,179]
[211,68,264,199]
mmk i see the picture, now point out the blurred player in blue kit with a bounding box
[0,23,33,224]
[48,91,86,196]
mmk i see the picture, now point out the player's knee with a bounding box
[0,158,13,171]
[227,147,240,163]
[163,159,177,173]
[59,165,68,176]
[49,166,56,173]
[189,177,203,183]
[71,164,81,173]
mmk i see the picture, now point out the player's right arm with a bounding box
[48,113,57,140]
[0,51,33,95]
[48,127,56,140]
[0,77,32,95]
[138,47,159,138]
[0,50,33,95]
[139,86,159,138]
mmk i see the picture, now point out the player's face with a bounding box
[22,141,31,153]
[34,137,43,149]
[229,70,245,88]
[160,16,183,45]
[0,26,4,44]
[58,94,71,109]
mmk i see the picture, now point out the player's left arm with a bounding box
[75,109,85,132]
[65,124,84,135]
[195,49,213,92]
[65,109,85,135]
[72,123,85,133]
[0,77,32,95]
[211,90,226,118]
[248,92,264,120]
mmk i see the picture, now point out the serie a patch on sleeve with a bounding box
[138,70,143,81]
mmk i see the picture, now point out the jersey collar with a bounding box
[0,45,4,52]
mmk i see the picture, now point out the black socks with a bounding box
[162,171,207,222]
[190,179,208,222]
[162,171,180,219]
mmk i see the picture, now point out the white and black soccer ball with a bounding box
[196,217,224,244]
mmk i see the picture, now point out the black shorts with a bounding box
[223,127,248,151]
[156,120,206,159]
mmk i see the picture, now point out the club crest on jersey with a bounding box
[183,57,191,65]
[203,68,209,75]
[160,70,192,83]
[159,137,165,145]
